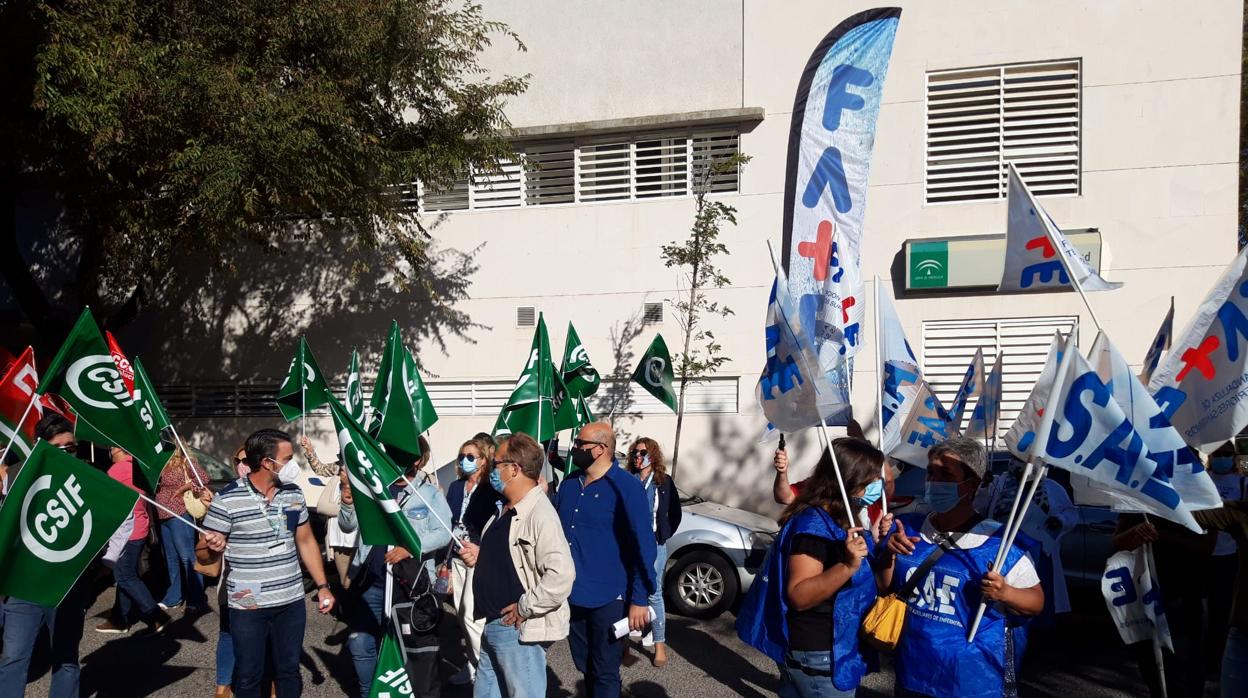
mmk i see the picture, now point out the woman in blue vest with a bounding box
[756,437,888,697]
[876,435,1044,698]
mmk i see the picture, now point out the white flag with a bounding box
[1148,246,1248,452]
[999,163,1122,293]
[1089,331,1222,514]
[1139,297,1174,384]
[1101,547,1173,651]
[966,352,1004,439]
[1031,340,1201,531]
[947,347,985,430]
[877,280,922,454]
[1005,331,1067,461]
[887,380,954,467]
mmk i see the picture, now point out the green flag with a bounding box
[560,322,600,399]
[493,313,557,441]
[0,440,139,606]
[329,396,422,555]
[632,334,678,412]
[369,322,427,459]
[346,349,367,428]
[369,629,412,698]
[36,308,172,486]
[131,357,172,433]
[276,338,332,421]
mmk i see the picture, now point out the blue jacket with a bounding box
[736,506,878,691]
[555,464,657,608]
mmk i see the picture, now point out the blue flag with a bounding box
[966,352,1003,439]
[1140,297,1174,383]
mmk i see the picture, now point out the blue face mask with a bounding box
[1211,456,1236,475]
[925,480,965,513]
[460,456,478,475]
[854,479,884,508]
[489,468,507,494]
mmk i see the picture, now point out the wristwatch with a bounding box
[315,583,330,591]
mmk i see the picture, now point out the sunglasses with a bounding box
[59,444,77,454]
[234,456,246,464]
[458,453,476,462]
[573,439,604,449]
[630,450,649,459]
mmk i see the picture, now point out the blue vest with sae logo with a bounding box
[893,513,1035,698]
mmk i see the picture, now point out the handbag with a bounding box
[193,536,222,577]
[316,476,341,517]
[182,463,208,520]
[862,531,963,651]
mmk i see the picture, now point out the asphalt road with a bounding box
[16,584,1215,697]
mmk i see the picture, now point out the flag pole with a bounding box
[400,479,465,550]
[873,276,889,516]
[0,394,39,466]
[137,491,211,535]
[1033,184,1104,332]
[1142,535,1169,698]
[169,426,206,488]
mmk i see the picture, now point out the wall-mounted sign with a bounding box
[904,229,1103,291]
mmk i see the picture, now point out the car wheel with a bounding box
[665,549,738,619]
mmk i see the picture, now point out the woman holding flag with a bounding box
[876,436,1043,698]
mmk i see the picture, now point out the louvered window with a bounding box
[921,316,1078,435]
[926,59,1080,204]
[405,129,739,213]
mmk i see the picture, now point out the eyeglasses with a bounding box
[573,439,604,449]
[458,453,476,462]
[493,459,519,469]
[630,450,649,460]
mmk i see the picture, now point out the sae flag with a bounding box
[1101,547,1173,652]
[1031,340,1201,531]
[1148,246,1248,451]
[947,348,985,430]
[999,164,1122,293]
[877,280,922,453]
[757,258,851,438]
[1089,331,1221,515]
[1005,332,1066,460]
[1139,298,1174,383]
[783,9,901,368]
[887,380,953,467]
[966,352,1004,439]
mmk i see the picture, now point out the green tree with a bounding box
[1,0,526,348]
[660,152,749,476]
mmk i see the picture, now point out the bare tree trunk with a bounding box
[669,252,701,479]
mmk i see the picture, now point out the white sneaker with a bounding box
[641,630,655,648]
[157,601,184,611]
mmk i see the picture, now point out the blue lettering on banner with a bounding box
[1104,566,1136,607]
[1217,283,1248,362]
[822,65,875,131]
[761,324,804,400]
[1153,386,1187,420]
[829,241,845,283]
[800,64,875,213]
[1020,260,1070,289]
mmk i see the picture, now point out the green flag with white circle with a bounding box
[275,338,332,421]
[369,629,412,698]
[346,349,367,428]
[560,322,600,399]
[632,334,677,412]
[0,440,139,607]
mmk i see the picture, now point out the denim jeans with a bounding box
[160,514,207,608]
[0,591,84,698]
[346,581,388,697]
[216,628,235,687]
[647,543,668,644]
[1224,627,1248,698]
[113,538,159,624]
[474,618,548,698]
[229,600,306,698]
[778,650,856,698]
[569,599,626,698]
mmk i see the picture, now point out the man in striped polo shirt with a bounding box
[200,429,335,698]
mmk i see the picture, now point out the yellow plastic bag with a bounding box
[861,593,907,651]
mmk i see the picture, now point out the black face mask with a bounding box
[570,446,596,471]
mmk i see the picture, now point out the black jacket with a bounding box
[652,476,683,545]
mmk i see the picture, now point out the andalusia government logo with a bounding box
[20,473,93,564]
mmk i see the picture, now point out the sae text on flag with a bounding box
[999,163,1121,293]
[275,337,332,421]
[887,381,953,467]
[1089,331,1221,515]
[783,8,901,368]
[1140,298,1174,383]
[877,281,922,453]
[1148,246,1248,451]
[0,347,41,461]
[1101,547,1173,651]
[0,441,139,607]
[1005,332,1066,460]
[1030,337,1201,531]
[757,270,850,436]
[37,309,171,487]
[330,397,423,556]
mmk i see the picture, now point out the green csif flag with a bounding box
[0,441,139,606]
[276,338,332,421]
[369,629,412,698]
[345,349,367,428]
[369,322,433,459]
[131,357,172,433]
[329,396,422,555]
[632,334,678,412]
[37,308,172,486]
[560,322,600,399]
[493,313,558,441]
[402,348,439,435]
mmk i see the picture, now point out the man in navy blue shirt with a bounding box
[555,422,657,698]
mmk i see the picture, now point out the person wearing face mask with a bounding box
[456,433,574,698]
[554,422,657,698]
[444,436,492,685]
[199,429,336,698]
[737,438,887,697]
[337,435,453,698]
[973,457,1077,621]
[1192,442,1248,698]
[1206,442,1245,685]
[623,437,682,668]
[876,436,1043,698]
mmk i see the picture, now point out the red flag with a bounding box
[104,331,136,395]
[40,394,76,426]
[1,347,43,451]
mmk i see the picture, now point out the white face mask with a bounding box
[271,457,301,485]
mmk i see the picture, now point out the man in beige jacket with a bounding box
[457,432,575,698]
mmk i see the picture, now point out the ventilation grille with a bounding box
[516,306,537,327]
[643,302,664,324]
